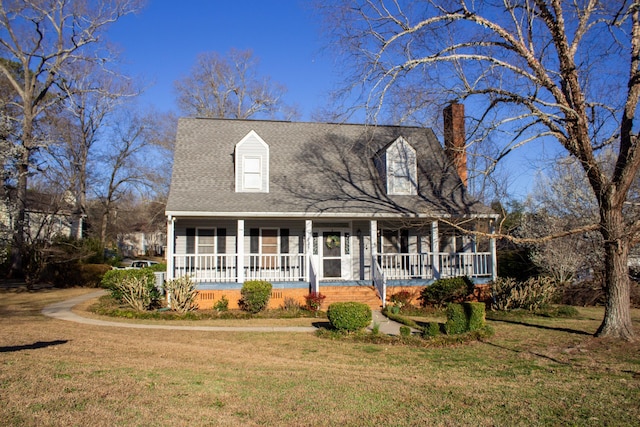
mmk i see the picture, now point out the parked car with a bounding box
[113,260,160,270]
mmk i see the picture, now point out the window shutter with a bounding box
[280,228,289,253]
[250,228,259,253]
[401,230,409,253]
[186,228,195,253]
[217,228,226,253]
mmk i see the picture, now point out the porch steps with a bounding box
[320,285,383,310]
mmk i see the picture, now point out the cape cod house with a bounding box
[165,103,498,309]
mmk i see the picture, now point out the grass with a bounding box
[1,287,639,426]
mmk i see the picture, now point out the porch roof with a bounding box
[167,119,493,218]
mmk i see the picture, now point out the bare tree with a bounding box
[322,1,640,340]
[43,63,137,239]
[95,109,165,245]
[0,0,141,274]
[175,49,298,120]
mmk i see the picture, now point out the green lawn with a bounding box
[1,288,638,426]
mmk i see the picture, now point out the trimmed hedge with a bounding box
[445,302,486,335]
[240,280,272,313]
[423,322,442,338]
[327,302,372,332]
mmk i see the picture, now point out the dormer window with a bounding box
[235,130,269,193]
[243,156,262,189]
[378,136,417,195]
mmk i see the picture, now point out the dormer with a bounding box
[374,136,418,195]
[235,130,269,193]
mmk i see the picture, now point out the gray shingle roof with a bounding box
[166,118,492,217]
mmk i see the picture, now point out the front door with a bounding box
[322,231,342,279]
[316,229,351,280]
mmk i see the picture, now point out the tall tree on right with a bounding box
[322,0,640,340]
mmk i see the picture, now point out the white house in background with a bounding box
[165,102,498,309]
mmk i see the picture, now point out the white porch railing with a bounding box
[438,252,492,278]
[173,254,238,282]
[372,256,387,307]
[172,253,307,283]
[244,254,307,281]
[172,252,492,283]
[377,252,492,280]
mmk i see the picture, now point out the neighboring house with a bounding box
[165,102,498,309]
[117,230,166,258]
[0,187,78,244]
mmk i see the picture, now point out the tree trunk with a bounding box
[101,209,109,246]
[9,159,28,277]
[596,206,636,341]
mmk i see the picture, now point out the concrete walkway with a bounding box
[42,290,408,335]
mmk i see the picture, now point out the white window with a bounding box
[390,160,412,194]
[243,156,262,190]
[197,228,216,254]
[386,137,417,195]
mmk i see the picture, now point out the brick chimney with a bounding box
[443,101,467,187]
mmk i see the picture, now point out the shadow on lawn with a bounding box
[489,317,593,336]
[0,340,68,353]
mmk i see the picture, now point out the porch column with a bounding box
[237,220,245,283]
[166,216,175,281]
[305,220,317,292]
[370,220,377,279]
[489,218,497,281]
[431,220,440,279]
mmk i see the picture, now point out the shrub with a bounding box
[113,276,155,311]
[465,302,486,331]
[240,280,272,313]
[399,325,411,337]
[304,292,326,312]
[445,302,486,335]
[419,276,474,307]
[389,290,414,307]
[423,322,442,338]
[101,268,158,303]
[445,303,467,335]
[492,276,556,311]
[327,302,372,332]
[280,297,301,314]
[164,276,199,313]
[214,295,229,312]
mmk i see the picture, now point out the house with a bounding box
[165,103,498,309]
[0,187,79,244]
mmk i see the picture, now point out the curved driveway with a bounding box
[42,290,317,332]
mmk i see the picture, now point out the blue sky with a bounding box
[107,0,336,120]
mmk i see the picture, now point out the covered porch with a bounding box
[166,217,497,305]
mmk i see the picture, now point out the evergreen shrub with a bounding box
[423,322,442,338]
[419,276,474,307]
[327,302,372,332]
[240,280,272,313]
[444,302,486,335]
